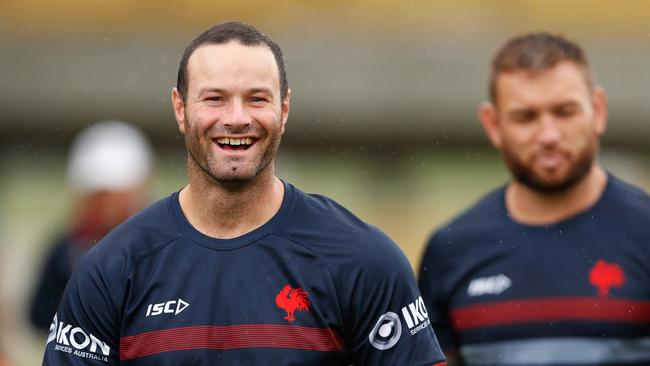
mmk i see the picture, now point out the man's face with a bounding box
[482,61,606,193]
[172,42,290,185]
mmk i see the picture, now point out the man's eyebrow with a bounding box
[507,108,535,116]
[196,87,274,95]
[195,88,228,98]
[248,87,273,94]
[556,100,580,107]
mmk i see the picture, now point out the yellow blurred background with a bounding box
[1,1,649,364]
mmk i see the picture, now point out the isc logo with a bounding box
[467,274,511,297]
[146,298,190,317]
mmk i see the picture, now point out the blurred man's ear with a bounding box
[280,89,292,134]
[479,101,503,150]
[592,86,608,136]
[171,88,186,134]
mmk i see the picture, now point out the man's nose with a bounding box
[223,99,252,131]
[537,114,561,146]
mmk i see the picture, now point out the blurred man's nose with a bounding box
[537,114,561,146]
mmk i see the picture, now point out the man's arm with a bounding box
[42,247,120,365]
[338,228,446,365]
[418,233,460,363]
[29,238,72,334]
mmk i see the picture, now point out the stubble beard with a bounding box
[503,140,597,194]
[183,115,283,190]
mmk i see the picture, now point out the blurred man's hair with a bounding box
[176,21,288,102]
[489,33,592,103]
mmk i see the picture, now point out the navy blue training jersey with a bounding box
[43,181,445,365]
[419,174,650,365]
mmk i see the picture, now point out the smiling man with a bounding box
[418,33,650,365]
[42,22,445,365]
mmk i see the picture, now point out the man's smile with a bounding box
[214,137,257,151]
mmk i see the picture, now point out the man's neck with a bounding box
[505,165,607,226]
[179,166,285,239]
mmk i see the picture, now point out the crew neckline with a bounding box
[499,172,613,230]
[169,180,296,250]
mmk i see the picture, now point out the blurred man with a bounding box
[29,120,153,334]
[42,21,446,365]
[419,33,650,365]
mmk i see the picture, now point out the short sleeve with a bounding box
[42,249,121,365]
[29,236,74,333]
[418,233,458,355]
[340,229,446,366]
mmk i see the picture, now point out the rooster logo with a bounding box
[589,259,625,298]
[275,285,310,323]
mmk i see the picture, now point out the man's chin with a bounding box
[200,164,258,187]
[214,170,256,184]
[516,172,583,194]
[505,145,596,195]
[198,154,274,188]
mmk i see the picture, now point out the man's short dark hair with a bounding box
[177,21,288,101]
[489,32,592,103]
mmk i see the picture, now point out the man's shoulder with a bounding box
[283,184,373,235]
[431,185,507,243]
[81,194,182,272]
[606,174,650,210]
[599,174,650,229]
[279,184,403,265]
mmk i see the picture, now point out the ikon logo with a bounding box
[47,313,111,361]
[401,296,430,335]
[145,298,190,317]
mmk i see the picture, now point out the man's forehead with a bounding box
[186,41,280,88]
[495,62,591,107]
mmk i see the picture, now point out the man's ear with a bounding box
[478,101,503,150]
[592,86,608,136]
[280,89,292,134]
[172,87,186,134]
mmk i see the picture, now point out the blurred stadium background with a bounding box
[1,1,649,364]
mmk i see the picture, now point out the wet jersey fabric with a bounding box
[43,181,445,365]
[419,174,650,366]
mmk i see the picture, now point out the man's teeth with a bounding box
[216,138,253,146]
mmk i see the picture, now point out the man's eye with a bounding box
[511,111,536,123]
[555,105,578,118]
[205,96,224,102]
[250,97,267,103]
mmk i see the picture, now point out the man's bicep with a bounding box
[42,255,120,365]
[342,238,446,365]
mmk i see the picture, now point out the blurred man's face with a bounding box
[74,188,149,241]
[172,42,290,185]
[484,61,606,193]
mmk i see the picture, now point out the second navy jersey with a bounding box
[43,181,445,365]
[419,174,650,365]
